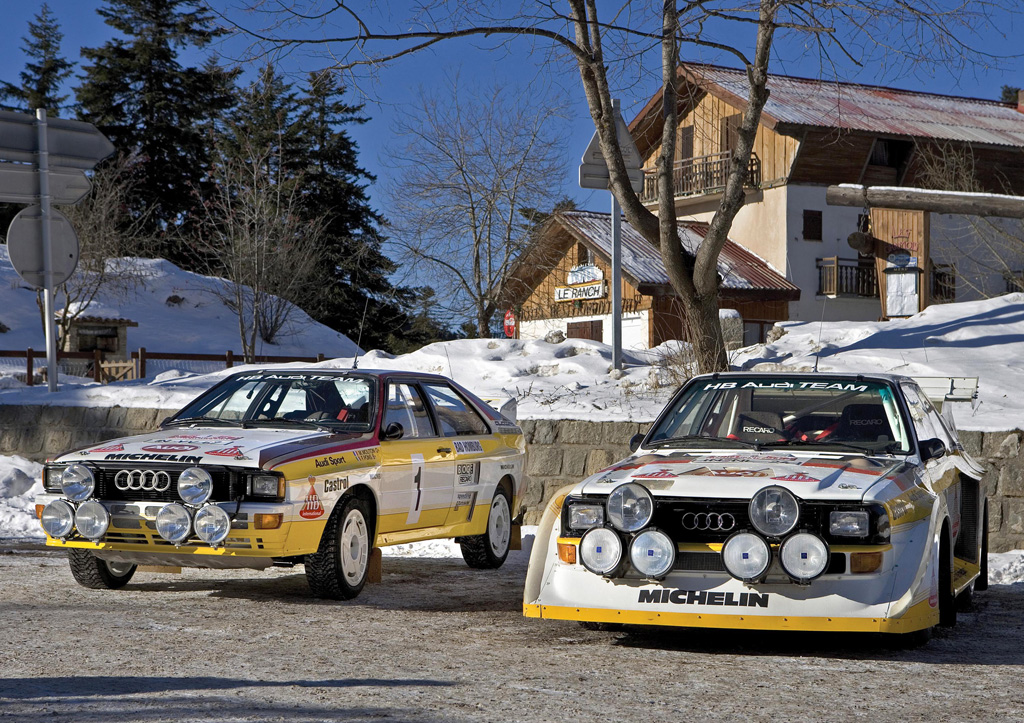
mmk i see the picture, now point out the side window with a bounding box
[422,383,489,437]
[900,383,954,449]
[383,383,436,439]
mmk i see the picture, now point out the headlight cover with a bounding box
[74,500,110,540]
[177,467,214,505]
[248,474,282,498]
[60,464,95,502]
[629,528,676,579]
[155,503,193,544]
[194,504,231,545]
[44,465,65,493]
[41,499,76,538]
[749,486,800,537]
[606,483,654,533]
[568,503,604,531]
[779,532,830,583]
[722,531,772,582]
[830,510,870,537]
[579,527,624,576]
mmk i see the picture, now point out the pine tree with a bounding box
[1002,86,1022,104]
[75,0,237,263]
[0,3,73,114]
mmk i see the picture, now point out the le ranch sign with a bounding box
[555,280,607,302]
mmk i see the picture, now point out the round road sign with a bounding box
[6,204,80,288]
[503,309,516,338]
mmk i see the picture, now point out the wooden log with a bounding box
[826,185,1024,219]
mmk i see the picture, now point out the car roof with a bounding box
[225,367,460,384]
[694,371,913,384]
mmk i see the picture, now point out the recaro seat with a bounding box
[731,411,786,443]
[835,403,892,442]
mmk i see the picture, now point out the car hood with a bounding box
[578,450,905,502]
[55,426,373,470]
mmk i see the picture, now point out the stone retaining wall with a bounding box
[4,406,1023,552]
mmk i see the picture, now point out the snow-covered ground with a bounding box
[2,250,1024,579]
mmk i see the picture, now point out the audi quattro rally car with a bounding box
[524,372,987,640]
[36,369,526,599]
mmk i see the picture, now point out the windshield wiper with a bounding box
[163,416,238,427]
[245,417,333,433]
[647,435,759,449]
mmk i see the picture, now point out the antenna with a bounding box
[814,295,828,373]
[443,343,454,381]
[351,297,370,369]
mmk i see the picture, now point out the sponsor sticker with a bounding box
[702,381,868,392]
[105,453,202,464]
[142,444,199,453]
[324,477,349,493]
[158,434,242,443]
[453,440,484,455]
[633,466,683,479]
[454,491,475,510]
[637,589,770,608]
[314,454,346,469]
[771,473,820,483]
[352,447,378,462]
[456,462,479,486]
[90,443,124,453]
[207,447,244,457]
[300,478,324,519]
[688,467,771,478]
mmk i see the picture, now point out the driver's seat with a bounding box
[731,411,785,443]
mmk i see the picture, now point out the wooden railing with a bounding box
[0,348,327,385]
[817,257,878,297]
[639,151,762,203]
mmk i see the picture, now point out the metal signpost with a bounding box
[578,99,644,370]
[0,109,114,391]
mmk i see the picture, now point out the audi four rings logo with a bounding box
[681,512,736,531]
[114,469,172,492]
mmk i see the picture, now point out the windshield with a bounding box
[648,376,911,454]
[168,372,375,431]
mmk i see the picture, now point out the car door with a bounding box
[377,381,455,533]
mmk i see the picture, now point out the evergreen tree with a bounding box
[0,3,73,114]
[1002,86,1022,104]
[75,0,237,263]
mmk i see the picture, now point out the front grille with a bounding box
[93,465,236,503]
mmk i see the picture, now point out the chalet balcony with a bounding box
[639,151,762,204]
[818,257,878,298]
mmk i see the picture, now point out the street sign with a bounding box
[0,163,92,205]
[503,309,516,338]
[579,106,645,193]
[0,109,115,169]
[7,205,80,288]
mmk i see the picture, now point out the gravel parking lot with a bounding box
[2,542,1024,723]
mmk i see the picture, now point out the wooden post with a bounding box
[93,349,102,383]
[226,350,234,368]
[367,547,382,583]
[26,348,33,386]
[138,347,146,379]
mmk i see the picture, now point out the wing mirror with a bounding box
[382,422,404,441]
[629,433,645,453]
[920,437,947,462]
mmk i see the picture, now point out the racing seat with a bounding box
[834,403,892,442]
[731,411,786,444]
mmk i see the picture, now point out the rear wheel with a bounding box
[461,487,511,569]
[68,550,136,590]
[306,496,371,600]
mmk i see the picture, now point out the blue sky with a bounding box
[3,1,1023,218]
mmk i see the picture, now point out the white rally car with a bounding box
[35,369,525,599]
[524,373,987,642]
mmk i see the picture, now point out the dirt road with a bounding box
[2,543,1023,723]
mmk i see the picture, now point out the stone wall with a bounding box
[4,405,1023,552]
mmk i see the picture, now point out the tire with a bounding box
[68,549,136,590]
[938,531,957,628]
[976,501,989,592]
[305,495,372,600]
[460,487,511,569]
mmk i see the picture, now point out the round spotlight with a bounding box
[194,505,231,545]
[721,531,772,582]
[748,486,800,537]
[629,528,676,579]
[177,468,214,506]
[606,483,654,533]
[40,499,76,538]
[60,464,95,502]
[579,527,624,576]
[74,500,110,540]
[779,532,830,583]
[155,503,192,544]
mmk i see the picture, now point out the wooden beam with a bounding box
[826,185,1024,219]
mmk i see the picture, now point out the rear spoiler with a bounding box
[912,376,979,408]
[481,397,518,423]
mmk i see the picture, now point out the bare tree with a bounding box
[385,77,565,337]
[235,0,1013,371]
[47,153,154,349]
[193,135,327,362]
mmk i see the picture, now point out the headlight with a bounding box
[569,503,604,530]
[749,486,799,537]
[74,500,110,540]
[41,499,76,538]
[44,466,65,493]
[779,533,830,583]
[606,483,654,533]
[830,510,870,537]
[722,531,772,582]
[579,527,624,576]
[60,464,95,502]
[155,503,192,544]
[248,474,283,498]
[177,468,213,505]
[194,505,231,545]
[629,528,676,579]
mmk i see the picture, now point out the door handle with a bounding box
[437,447,452,456]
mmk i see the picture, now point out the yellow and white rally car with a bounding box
[525,372,986,642]
[36,369,526,599]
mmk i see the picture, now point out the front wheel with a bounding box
[460,487,511,569]
[68,550,136,590]
[306,496,372,600]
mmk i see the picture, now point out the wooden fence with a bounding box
[0,348,327,386]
